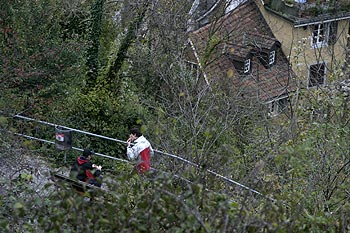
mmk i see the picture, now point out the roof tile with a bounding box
[189,1,297,101]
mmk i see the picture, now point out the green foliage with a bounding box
[104,2,149,94]
[202,35,221,67]
[45,74,152,160]
[0,0,88,116]
[2,0,350,231]
[59,9,90,41]
[262,86,350,231]
[0,116,8,128]
[85,0,105,89]
[0,162,283,232]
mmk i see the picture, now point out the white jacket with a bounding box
[127,135,154,162]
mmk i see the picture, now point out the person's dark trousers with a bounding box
[88,178,102,187]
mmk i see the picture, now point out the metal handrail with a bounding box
[8,113,273,201]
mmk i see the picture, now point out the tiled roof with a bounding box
[189,0,296,101]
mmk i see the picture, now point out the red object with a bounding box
[55,133,64,142]
[85,170,96,182]
[77,156,96,182]
[136,147,151,174]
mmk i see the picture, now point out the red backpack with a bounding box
[136,147,151,174]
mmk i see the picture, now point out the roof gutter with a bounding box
[264,5,295,24]
[294,14,350,27]
[264,5,350,28]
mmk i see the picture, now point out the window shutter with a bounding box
[328,21,338,45]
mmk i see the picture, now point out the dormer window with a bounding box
[268,50,276,65]
[226,45,253,74]
[257,47,278,69]
[244,59,251,74]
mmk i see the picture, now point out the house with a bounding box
[188,0,297,116]
[256,0,350,88]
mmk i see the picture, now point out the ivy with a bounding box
[85,0,105,90]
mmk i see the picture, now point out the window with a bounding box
[312,23,327,47]
[268,50,276,65]
[308,63,326,88]
[311,22,338,48]
[244,59,251,74]
[185,61,200,78]
[269,97,289,116]
[257,49,276,68]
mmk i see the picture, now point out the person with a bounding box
[126,128,154,174]
[70,148,102,187]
